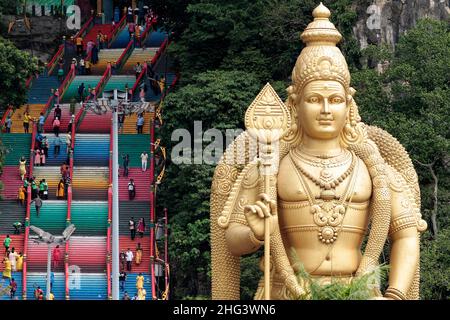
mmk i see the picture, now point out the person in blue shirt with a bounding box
[38,112,45,133]
[136,113,144,134]
[5,115,12,133]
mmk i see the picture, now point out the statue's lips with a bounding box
[318,119,333,125]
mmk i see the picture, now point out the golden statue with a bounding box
[210,3,427,300]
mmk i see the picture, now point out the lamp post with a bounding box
[30,224,76,300]
[84,89,149,300]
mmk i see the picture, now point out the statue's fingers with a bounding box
[253,205,265,219]
[259,193,271,203]
[244,205,256,215]
[255,200,270,217]
[269,200,278,216]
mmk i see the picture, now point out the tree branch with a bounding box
[414,159,439,236]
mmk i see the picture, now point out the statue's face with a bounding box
[297,80,347,139]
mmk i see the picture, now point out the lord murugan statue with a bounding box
[210,3,427,300]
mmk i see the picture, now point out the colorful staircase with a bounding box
[62,76,102,103]
[90,49,125,75]
[7,105,43,133]
[43,104,80,133]
[27,76,60,104]
[82,24,114,51]
[122,47,158,74]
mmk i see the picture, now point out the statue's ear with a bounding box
[346,87,356,106]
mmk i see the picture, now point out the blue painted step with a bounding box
[110,28,130,49]
[74,134,110,166]
[26,272,65,300]
[43,133,70,166]
[0,272,23,300]
[146,30,167,47]
[118,272,152,300]
[27,76,60,104]
[69,273,108,300]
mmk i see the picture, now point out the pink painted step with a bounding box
[0,166,28,200]
[119,168,151,201]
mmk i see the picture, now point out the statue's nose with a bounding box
[321,99,331,114]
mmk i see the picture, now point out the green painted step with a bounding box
[30,201,67,235]
[62,76,102,103]
[1,134,31,165]
[103,76,136,93]
[118,134,150,167]
[70,201,108,236]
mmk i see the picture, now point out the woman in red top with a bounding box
[137,218,145,238]
[52,245,61,268]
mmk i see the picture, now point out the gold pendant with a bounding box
[311,202,346,244]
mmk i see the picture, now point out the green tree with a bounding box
[0,36,38,111]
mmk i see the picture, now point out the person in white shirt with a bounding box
[9,248,18,272]
[140,152,148,172]
[126,248,134,271]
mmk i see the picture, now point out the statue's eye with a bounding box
[330,97,343,104]
[308,96,320,104]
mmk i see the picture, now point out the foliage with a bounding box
[0,36,38,111]
[420,228,450,300]
[0,0,19,15]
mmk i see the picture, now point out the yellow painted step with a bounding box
[9,104,44,133]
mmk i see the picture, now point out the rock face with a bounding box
[353,0,450,49]
[0,15,73,63]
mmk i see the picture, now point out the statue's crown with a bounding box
[292,3,351,92]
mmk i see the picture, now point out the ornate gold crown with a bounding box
[291,3,351,92]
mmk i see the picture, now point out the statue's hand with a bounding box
[244,193,278,240]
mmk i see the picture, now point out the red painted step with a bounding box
[0,166,27,200]
[77,111,111,134]
[43,104,81,133]
[119,236,150,273]
[83,24,114,50]
[27,238,66,272]
[119,168,150,201]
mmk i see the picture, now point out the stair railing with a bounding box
[115,39,135,72]
[108,14,127,48]
[22,122,37,299]
[0,106,13,129]
[130,63,148,100]
[73,15,95,41]
[47,44,65,76]
[139,17,157,46]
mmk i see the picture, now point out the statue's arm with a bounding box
[386,180,420,299]
[225,222,263,256]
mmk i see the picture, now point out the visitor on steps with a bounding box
[75,36,83,55]
[17,186,25,206]
[9,248,18,271]
[136,273,144,290]
[40,179,49,200]
[86,40,94,57]
[13,221,22,234]
[38,112,45,133]
[42,136,49,158]
[120,251,126,271]
[128,179,136,201]
[54,88,60,105]
[54,135,61,155]
[122,291,130,300]
[23,111,31,133]
[35,132,44,149]
[119,271,127,291]
[118,112,125,133]
[31,178,38,199]
[92,45,99,65]
[3,235,11,254]
[2,257,11,280]
[138,287,146,300]
[57,179,65,200]
[85,59,91,75]
[139,87,145,102]
[122,154,130,177]
[40,148,46,166]
[126,248,134,272]
[34,149,41,167]
[48,291,54,300]
[140,151,148,171]
[78,83,85,102]
[137,218,145,239]
[79,58,85,75]
[135,242,143,265]
[136,113,144,134]
[58,66,64,82]
[5,115,12,133]
[68,114,75,133]
[53,117,60,136]
[16,252,23,271]
[134,62,142,79]
[34,286,43,300]
[52,245,61,269]
[54,105,62,120]
[19,156,27,181]
[9,278,17,299]
[129,217,136,240]
[30,195,43,217]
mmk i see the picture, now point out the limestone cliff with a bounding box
[352,0,450,49]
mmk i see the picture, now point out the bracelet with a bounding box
[249,230,264,247]
[384,287,407,300]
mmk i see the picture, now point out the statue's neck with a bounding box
[299,135,343,156]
